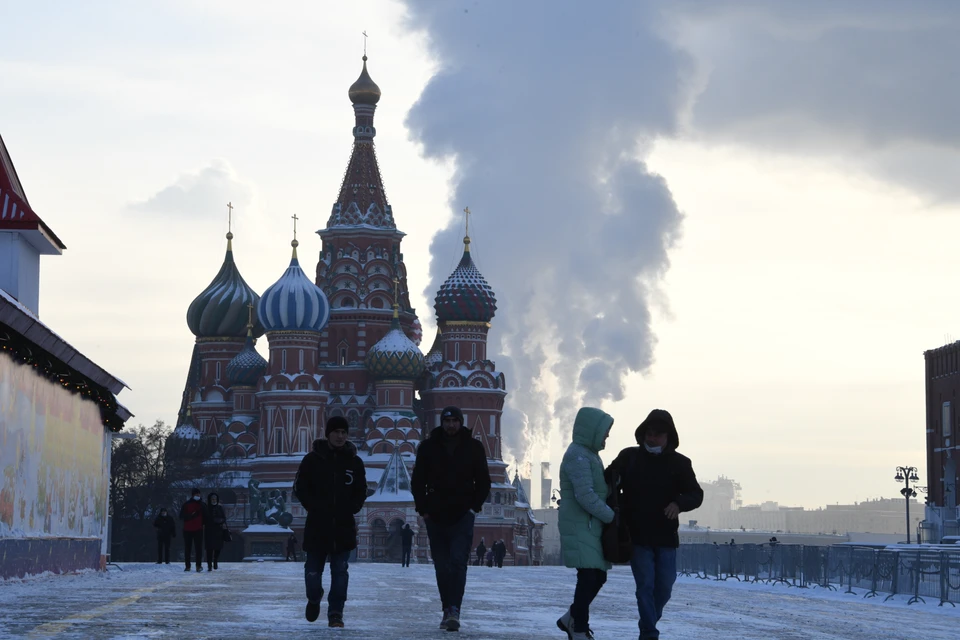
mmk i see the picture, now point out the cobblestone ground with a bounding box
[1,563,958,639]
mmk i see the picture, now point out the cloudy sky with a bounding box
[3,0,957,509]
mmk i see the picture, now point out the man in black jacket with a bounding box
[153,508,176,564]
[400,524,414,567]
[609,409,702,640]
[411,406,491,632]
[294,416,367,629]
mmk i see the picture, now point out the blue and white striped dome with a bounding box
[258,241,331,333]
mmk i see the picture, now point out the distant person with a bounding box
[475,538,486,567]
[486,548,494,567]
[286,533,299,562]
[153,508,176,565]
[294,416,367,629]
[769,536,779,546]
[411,406,491,632]
[205,492,227,571]
[179,488,207,572]
[555,407,616,640]
[608,409,703,640]
[400,524,414,567]
[493,540,506,568]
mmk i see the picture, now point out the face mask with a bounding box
[193,496,201,501]
[644,443,662,455]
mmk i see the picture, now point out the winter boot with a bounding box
[557,608,573,635]
[439,608,450,630]
[183,566,190,572]
[305,601,320,623]
[445,607,460,632]
[213,560,218,570]
[207,563,213,572]
[328,612,344,628]
[196,565,203,572]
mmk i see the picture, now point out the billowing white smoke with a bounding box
[404,1,688,463]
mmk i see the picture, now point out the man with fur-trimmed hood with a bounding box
[608,409,703,640]
[294,416,367,629]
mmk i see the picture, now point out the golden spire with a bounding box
[463,206,472,252]
[226,202,234,249]
[291,213,299,258]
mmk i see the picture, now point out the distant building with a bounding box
[0,134,132,579]
[686,475,742,529]
[716,498,922,537]
[922,342,960,541]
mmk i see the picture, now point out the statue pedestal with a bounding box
[242,525,294,562]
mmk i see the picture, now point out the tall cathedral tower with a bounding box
[315,56,422,440]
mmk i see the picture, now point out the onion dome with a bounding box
[424,327,443,367]
[366,306,426,379]
[258,240,331,333]
[187,233,265,338]
[434,236,497,323]
[166,410,216,459]
[226,316,268,386]
[409,317,423,346]
[348,55,381,105]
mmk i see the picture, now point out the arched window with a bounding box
[299,349,304,372]
[339,342,349,366]
[281,349,287,372]
[495,492,501,504]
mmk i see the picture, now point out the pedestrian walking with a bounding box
[475,538,486,567]
[556,407,616,640]
[401,524,414,567]
[294,416,367,629]
[286,533,299,562]
[485,549,494,568]
[153,508,176,564]
[608,409,703,640]
[179,488,207,572]
[411,406,491,632]
[205,492,227,571]
[493,540,506,568]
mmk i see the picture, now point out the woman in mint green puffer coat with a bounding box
[556,407,615,638]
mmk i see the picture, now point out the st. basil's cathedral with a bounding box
[168,56,544,565]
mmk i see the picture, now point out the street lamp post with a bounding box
[895,466,920,544]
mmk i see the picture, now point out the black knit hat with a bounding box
[440,406,464,426]
[191,487,201,496]
[326,415,350,437]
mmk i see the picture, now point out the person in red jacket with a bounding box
[179,488,207,572]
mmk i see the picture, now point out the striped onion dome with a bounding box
[434,236,497,323]
[258,240,331,333]
[225,334,267,386]
[187,233,265,338]
[366,309,426,379]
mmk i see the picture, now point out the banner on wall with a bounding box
[0,354,109,540]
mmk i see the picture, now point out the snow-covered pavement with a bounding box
[1,563,958,639]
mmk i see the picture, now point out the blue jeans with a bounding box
[425,511,475,610]
[305,550,350,614]
[630,546,677,639]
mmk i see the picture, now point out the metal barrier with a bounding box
[676,544,960,605]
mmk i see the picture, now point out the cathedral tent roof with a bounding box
[366,447,415,503]
[512,471,530,506]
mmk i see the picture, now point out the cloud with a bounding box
[670,1,960,202]
[128,159,253,216]
[402,0,688,463]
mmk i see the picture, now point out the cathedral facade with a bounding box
[169,57,543,565]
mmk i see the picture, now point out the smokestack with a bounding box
[404,1,686,465]
[540,462,552,509]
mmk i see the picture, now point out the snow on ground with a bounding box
[1,563,958,639]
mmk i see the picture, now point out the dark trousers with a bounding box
[305,550,350,614]
[157,538,171,563]
[630,546,677,639]
[495,553,504,568]
[205,547,221,569]
[286,548,298,561]
[183,530,203,568]
[425,511,475,611]
[570,568,607,633]
[402,545,412,567]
